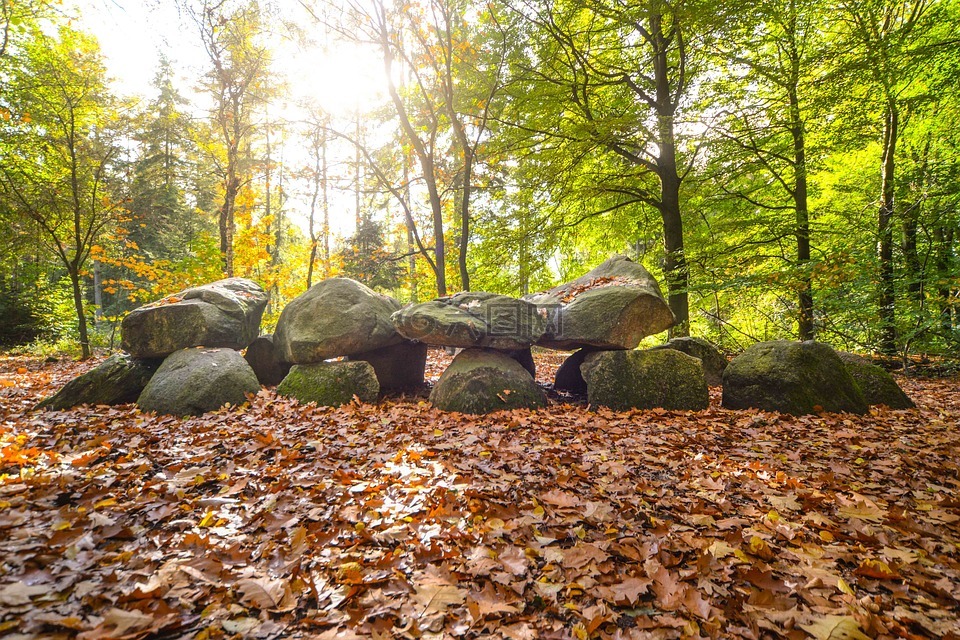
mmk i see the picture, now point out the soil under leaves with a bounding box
[0,350,958,640]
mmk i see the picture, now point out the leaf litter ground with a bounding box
[0,350,958,640]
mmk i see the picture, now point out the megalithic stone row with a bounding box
[524,255,675,350]
[121,277,268,358]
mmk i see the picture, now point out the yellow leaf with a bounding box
[799,614,870,640]
[94,498,117,509]
[837,578,854,595]
[198,511,217,528]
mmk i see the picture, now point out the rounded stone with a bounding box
[581,349,709,411]
[277,361,380,407]
[274,278,402,363]
[722,341,868,415]
[137,348,260,416]
[430,348,546,414]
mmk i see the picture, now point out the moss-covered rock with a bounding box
[347,341,427,392]
[36,353,160,410]
[137,348,260,416]
[121,278,267,358]
[274,278,402,363]
[581,349,708,411]
[430,348,546,414]
[524,255,675,350]
[838,352,915,409]
[277,361,379,407]
[722,341,868,415]
[393,292,545,350]
[651,337,727,386]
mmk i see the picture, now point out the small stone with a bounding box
[37,353,159,410]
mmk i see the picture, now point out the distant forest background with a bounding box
[1,0,958,362]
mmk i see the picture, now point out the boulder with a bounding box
[137,348,260,416]
[277,361,379,407]
[553,348,595,394]
[393,292,546,350]
[274,278,402,363]
[430,348,546,414]
[838,352,915,409]
[505,347,536,379]
[581,349,709,411]
[524,255,675,350]
[244,334,290,386]
[36,353,160,410]
[347,341,427,392]
[651,337,727,386]
[722,341,868,415]
[121,278,267,358]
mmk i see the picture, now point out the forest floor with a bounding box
[0,350,958,640]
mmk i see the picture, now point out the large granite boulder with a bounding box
[244,334,291,386]
[277,361,379,407]
[121,278,267,359]
[430,349,546,414]
[651,337,727,386]
[393,292,546,350]
[37,353,160,410]
[274,278,402,363]
[347,341,428,392]
[722,341,868,415]
[524,256,675,350]
[581,349,709,411]
[137,348,260,416]
[838,352,915,409]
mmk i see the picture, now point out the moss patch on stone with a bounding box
[838,352,915,409]
[277,361,379,407]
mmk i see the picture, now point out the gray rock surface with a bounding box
[137,347,260,416]
[121,278,267,358]
[651,337,727,386]
[37,353,159,410]
[244,334,290,386]
[581,349,709,411]
[553,348,595,394]
[838,352,915,409]
[274,278,402,363]
[524,256,675,350]
[277,361,379,407]
[722,341,868,415]
[430,348,546,414]
[347,341,428,392]
[393,292,545,350]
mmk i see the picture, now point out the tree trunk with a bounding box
[69,269,90,360]
[458,151,472,292]
[788,84,814,340]
[878,99,898,354]
[652,9,688,337]
[219,175,237,277]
